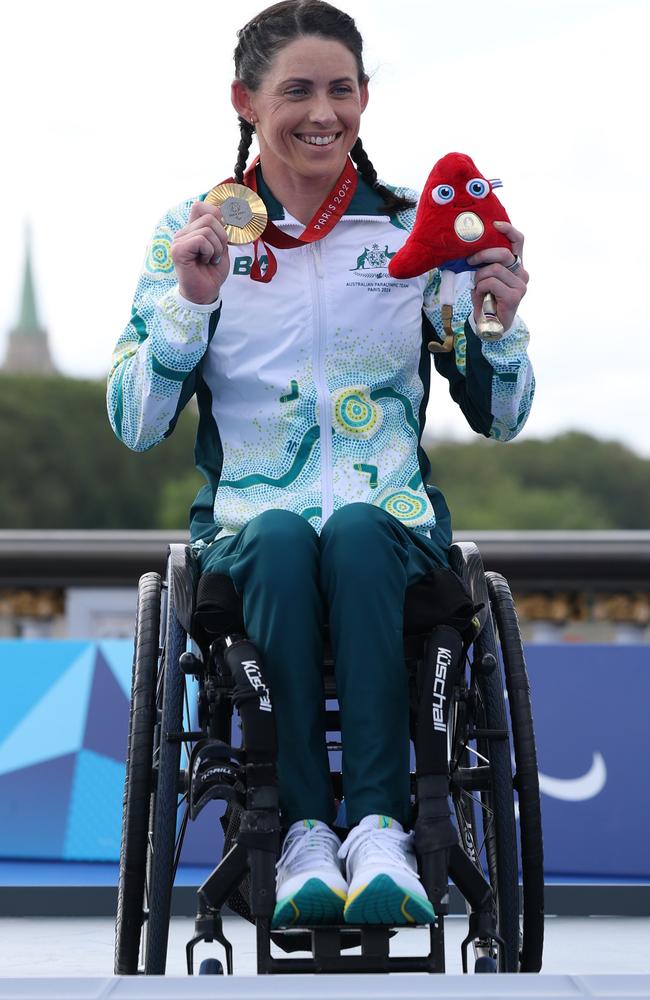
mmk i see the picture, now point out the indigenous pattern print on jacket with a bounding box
[107,171,534,548]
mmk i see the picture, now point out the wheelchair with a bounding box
[114,510,545,977]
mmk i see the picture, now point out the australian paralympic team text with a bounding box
[313,177,354,230]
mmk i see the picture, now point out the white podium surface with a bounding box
[0,916,649,998]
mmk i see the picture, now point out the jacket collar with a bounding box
[255,164,389,222]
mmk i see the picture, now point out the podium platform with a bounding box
[1,974,650,999]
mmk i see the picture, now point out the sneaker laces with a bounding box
[277,823,342,877]
[338,824,414,872]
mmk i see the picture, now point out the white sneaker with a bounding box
[272,819,347,928]
[338,815,436,925]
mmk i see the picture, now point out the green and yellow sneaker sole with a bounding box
[344,873,436,925]
[272,877,347,929]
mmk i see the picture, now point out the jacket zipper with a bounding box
[309,241,333,524]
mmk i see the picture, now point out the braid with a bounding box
[350,138,417,216]
[349,137,378,187]
[234,117,254,183]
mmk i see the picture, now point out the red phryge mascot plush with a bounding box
[388,152,512,351]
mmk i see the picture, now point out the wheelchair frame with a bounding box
[114,539,544,977]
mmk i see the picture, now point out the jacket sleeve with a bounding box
[422,270,535,442]
[106,197,221,452]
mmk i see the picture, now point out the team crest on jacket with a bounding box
[346,243,408,294]
[350,243,396,272]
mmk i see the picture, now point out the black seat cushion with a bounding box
[195,572,246,637]
[194,566,475,641]
[402,566,476,637]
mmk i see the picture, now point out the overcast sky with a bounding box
[2,0,648,456]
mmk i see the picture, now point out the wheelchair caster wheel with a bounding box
[199,958,224,975]
[475,956,497,973]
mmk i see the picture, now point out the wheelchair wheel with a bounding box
[141,563,191,974]
[199,958,224,975]
[486,572,544,973]
[114,573,161,975]
[452,612,520,973]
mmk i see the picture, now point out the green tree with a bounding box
[1,374,648,531]
[0,375,199,529]
[425,433,649,530]
[157,470,205,530]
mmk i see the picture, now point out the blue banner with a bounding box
[0,640,647,876]
[524,644,649,878]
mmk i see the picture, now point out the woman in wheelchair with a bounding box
[108,0,533,938]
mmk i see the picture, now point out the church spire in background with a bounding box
[2,225,57,375]
[18,225,41,333]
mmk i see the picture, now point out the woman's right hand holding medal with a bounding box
[171,201,230,305]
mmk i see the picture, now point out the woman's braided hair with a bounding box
[233,0,416,214]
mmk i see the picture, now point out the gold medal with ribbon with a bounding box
[204,182,268,245]
[206,157,358,281]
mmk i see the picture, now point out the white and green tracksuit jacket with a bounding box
[107,169,534,549]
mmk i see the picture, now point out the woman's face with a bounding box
[233,35,369,184]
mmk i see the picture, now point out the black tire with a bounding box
[452,612,519,973]
[486,572,545,973]
[475,956,498,973]
[142,567,189,974]
[114,573,161,975]
[199,958,224,975]
[475,614,520,972]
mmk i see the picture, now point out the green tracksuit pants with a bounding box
[198,501,450,828]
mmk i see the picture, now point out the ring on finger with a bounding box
[506,253,521,273]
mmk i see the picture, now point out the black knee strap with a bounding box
[224,639,277,764]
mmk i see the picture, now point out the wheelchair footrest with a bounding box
[260,919,443,974]
[270,924,396,955]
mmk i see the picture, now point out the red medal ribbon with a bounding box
[219,155,358,282]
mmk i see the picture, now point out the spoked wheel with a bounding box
[114,564,195,975]
[486,572,544,973]
[114,573,161,975]
[450,611,520,973]
[141,567,194,974]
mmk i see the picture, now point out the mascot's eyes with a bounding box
[432,184,455,204]
[466,178,489,198]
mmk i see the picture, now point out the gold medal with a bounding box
[454,211,484,243]
[204,182,268,245]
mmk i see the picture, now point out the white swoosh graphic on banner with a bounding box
[538,752,607,801]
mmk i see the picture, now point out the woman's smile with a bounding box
[294,132,342,147]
